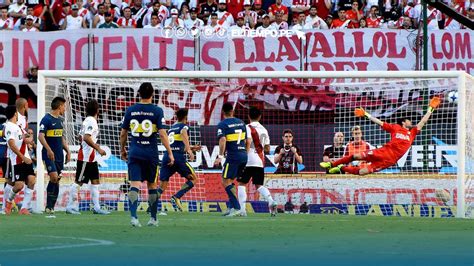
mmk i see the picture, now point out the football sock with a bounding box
[91,184,101,211]
[238,185,247,213]
[22,187,34,210]
[67,183,80,210]
[8,189,17,202]
[128,187,139,218]
[225,184,240,210]
[148,189,158,219]
[2,183,12,210]
[46,181,55,209]
[257,186,274,205]
[174,180,194,199]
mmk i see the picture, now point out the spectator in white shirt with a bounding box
[21,14,37,31]
[238,0,257,29]
[256,13,275,30]
[144,12,162,28]
[164,8,184,28]
[304,6,328,29]
[61,4,87,30]
[184,7,204,30]
[271,11,288,29]
[292,12,311,30]
[0,7,14,30]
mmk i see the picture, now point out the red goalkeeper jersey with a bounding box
[381,123,420,160]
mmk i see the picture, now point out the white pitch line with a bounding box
[0,235,115,253]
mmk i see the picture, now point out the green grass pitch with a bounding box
[0,212,473,266]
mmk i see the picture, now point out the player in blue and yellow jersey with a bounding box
[120,82,174,227]
[214,102,249,217]
[159,108,201,212]
[38,96,71,215]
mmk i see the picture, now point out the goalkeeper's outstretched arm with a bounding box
[354,108,384,127]
[417,96,441,131]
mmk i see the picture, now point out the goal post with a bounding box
[35,70,473,218]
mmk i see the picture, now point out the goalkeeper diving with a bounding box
[321,96,441,175]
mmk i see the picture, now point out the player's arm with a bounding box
[159,128,174,166]
[246,138,251,153]
[214,136,226,167]
[83,134,106,156]
[38,128,55,161]
[181,127,194,161]
[62,136,71,163]
[417,96,441,131]
[291,146,303,164]
[8,139,32,164]
[119,128,128,161]
[355,107,384,127]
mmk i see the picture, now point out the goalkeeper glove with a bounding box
[354,107,371,119]
[428,96,441,113]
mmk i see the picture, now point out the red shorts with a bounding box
[362,148,398,173]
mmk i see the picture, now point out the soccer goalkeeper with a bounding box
[320,97,441,175]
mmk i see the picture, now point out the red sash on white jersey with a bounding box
[249,125,264,164]
[445,4,463,27]
[218,12,230,26]
[117,17,136,27]
[426,8,438,26]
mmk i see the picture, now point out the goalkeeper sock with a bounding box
[331,155,354,167]
[148,189,158,219]
[128,187,140,218]
[67,183,80,210]
[342,166,360,175]
[2,183,12,210]
[238,185,247,213]
[257,186,274,205]
[91,184,101,211]
[174,180,194,199]
[225,184,240,210]
[21,187,34,210]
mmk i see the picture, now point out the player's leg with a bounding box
[236,167,252,216]
[5,165,25,215]
[146,162,160,226]
[44,159,62,213]
[252,167,277,216]
[68,160,86,214]
[127,158,143,227]
[89,162,109,215]
[320,153,366,169]
[20,165,36,214]
[221,161,241,216]
[171,161,196,211]
[1,158,12,214]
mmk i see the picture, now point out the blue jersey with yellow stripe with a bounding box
[217,117,248,162]
[121,103,164,163]
[0,123,7,159]
[164,122,188,162]
[39,113,64,162]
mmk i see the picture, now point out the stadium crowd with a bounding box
[0,0,472,32]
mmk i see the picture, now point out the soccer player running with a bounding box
[66,100,110,215]
[214,102,248,217]
[120,83,174,227]
[3,106,35,215]
[0,122,11,215]
[159,108,201,212]
[321,97,441,175]
[38,97,72,215]
[237,107,277,216]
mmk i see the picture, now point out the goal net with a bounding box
[35,71,473,218]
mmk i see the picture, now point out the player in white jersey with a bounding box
[66,100,110,215]
[3,106,35,215]
[237,107,277,216]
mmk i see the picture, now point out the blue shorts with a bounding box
[222,160,246,180]
[159,160,195,182]
[44,158,64,175]
[128,157,159,183]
